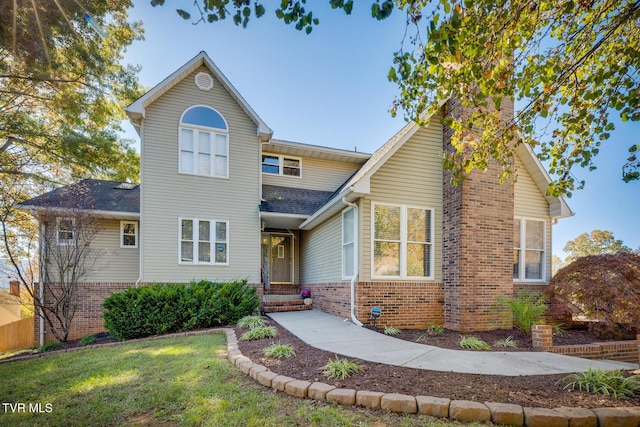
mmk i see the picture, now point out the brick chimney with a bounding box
[441,98,515,331]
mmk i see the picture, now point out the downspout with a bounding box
[342,197,363,327]
[38,217,45,346]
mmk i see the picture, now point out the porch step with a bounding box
[262,295,312,313]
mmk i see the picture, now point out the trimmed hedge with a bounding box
[103,280,259,340]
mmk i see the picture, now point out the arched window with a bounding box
[179,106,228,178]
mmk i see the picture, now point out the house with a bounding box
[18,51,572,344]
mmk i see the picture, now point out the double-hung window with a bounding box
[180,218,228,265]
[342,207,356,278]
[372,203,433,279]
[261,153,301,177]
[120,221,138,248]
[56,217,75,246]
[513,218,545,281]
[179,106,228,178]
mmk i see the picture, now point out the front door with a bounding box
[262,233,292,286]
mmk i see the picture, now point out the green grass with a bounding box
[263,342,295,358]
[459,335,491,350]
[562,368,640,399]
[0,334,477,426]
[240,325,278,341]
[321,355,364,380]
[383,325,402,336]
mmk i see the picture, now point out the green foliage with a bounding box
[263,342,295,358]
[161,0,640,195]
[38,342,62,352]
[548,253,640,339]
[562,368,640,399]
[102,280,259,340]
[321,355,364,380]
[240,326,278,341]
[383,325,401,336]
[79,335,98,346]
[496,291,547,335]
[426,322,444,335]
[237,315,267,329]
[551,323,566,336]
[459,336,491,350]
[563,230,632,264]
[493,336,518,348]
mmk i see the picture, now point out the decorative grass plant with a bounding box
[321,356,364,380]
[459,335,491,350]
[263,342,295,358]
[240,326,278,341]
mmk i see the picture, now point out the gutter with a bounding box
[342,197,363,327]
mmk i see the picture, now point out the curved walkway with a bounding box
[268,310,638,376]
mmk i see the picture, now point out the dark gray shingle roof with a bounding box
[260,185,335,216]
[18,179,139,214]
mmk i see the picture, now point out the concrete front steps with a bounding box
[262,294,312,313]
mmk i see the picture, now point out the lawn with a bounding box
[0,333,479,426]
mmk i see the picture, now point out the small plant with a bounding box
[551,323,566,336]
[493,336,519,348]
[496,291,547,334]
[239,325,278,341]
[321,355,364,380]
[459,335,491,350]
[383,325,401,336]
[300,289,312,298]
[79,335,98,346]
[426,322,444,335]
[263,342,295,358]
[237,315,267,329]
[562,368,640,399]
[38,342,62,352]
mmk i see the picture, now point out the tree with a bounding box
[154,0,640,197]
[551,254,564,276]
[563,229,632,263]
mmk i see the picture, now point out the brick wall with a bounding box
[442,99,515,332]
[304,282,351,320]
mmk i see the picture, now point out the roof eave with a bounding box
[15,204,140,220]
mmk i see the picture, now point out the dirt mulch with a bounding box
[236,322,640,409]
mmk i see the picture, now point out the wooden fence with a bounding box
[0,317,34,352]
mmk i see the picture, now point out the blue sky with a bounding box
[122,1,640,258]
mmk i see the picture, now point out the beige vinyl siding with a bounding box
[361,124,443,282]
[300,212,343,283]
[46,218,139,283]
[514,153,552,283]
[262,156,361,192]
[141,67,260,283]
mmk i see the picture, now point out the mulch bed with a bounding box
[236,322,640,409]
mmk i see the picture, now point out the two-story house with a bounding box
[19,52,571,344]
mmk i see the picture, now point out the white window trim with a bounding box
[342,207,356,280]
[56,217,75,246]
[178,218,229,266]
[261,153,302,178]
[513,217,547,283]
[371,202,435,280]
[179,105,229,179]
[120,221,138,249]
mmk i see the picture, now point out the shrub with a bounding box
[79,335,98,346]
[493,336,518,348]
[383,325,401,336]
[496,291,547,335]
[237,315,267,329]
[321,356,364,380]
[426,322,444,335]
[38,342,62,352]
[240,326,278,341]
[103,280,259,340]
[548,253,640,339]
[263,342,295,358]
[459,336,491,350]
[562,368,640,399]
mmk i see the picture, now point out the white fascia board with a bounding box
[15,205,140,220]
[260,212,309,221]
[125,51,273,141]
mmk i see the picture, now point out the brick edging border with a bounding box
[3,329,639,426]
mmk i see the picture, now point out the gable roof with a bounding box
[125,51,273,141]
[17,179,140,219]
[260,185,335,216]
[300,107,572,230]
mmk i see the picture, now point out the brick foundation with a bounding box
[303,282,351,320]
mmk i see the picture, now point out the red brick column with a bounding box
[637,334,640,364]
[532,325,553,351]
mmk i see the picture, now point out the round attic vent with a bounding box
[194,72,214,91]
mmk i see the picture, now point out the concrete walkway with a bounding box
[268,310,638,376]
